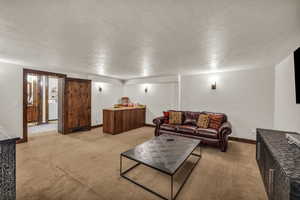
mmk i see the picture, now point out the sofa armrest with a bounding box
[218,121,232,152]
[218,121,232,137]
[153,116,166,136]
[153,116,166,126]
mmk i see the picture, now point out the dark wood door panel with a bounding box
[78,81,91,127]
[64,78,91,133]
[114,110,123,134]
[27,79,40,123]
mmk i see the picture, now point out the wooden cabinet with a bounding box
[64,78,91,133]
[0,138,19,199]
[27,105,38,123]
[103,107,146,134]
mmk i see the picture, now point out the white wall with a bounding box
[91,81,123,126]
[181,68,275,140]
[274,53,300,132]
[0,60,283,140]
[0,62,22,139]
[124,77,179,124]
[0,62,124,139]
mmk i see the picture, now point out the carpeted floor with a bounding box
[16,127,267,200]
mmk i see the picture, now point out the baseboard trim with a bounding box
[91,124,103,129]
[229,136,256,144]
[144,123,156,127]
[16,138,27,144]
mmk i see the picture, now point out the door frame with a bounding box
[19,68,66,143]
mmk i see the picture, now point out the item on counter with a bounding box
[286,133,300,148]
[121,97,130,106]
[113,104,122,108]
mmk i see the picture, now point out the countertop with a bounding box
[0,129,19,143]
[257,128,300,183]
[0,136,19,144]
[103,107,146,111]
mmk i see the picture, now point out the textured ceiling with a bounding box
[0,0,299,80]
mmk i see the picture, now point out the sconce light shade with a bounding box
[99,87,102,92]
[211,82,217,90]
[145,87,148,93]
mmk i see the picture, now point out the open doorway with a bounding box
[27,75,59,135]
[20,69,66,143]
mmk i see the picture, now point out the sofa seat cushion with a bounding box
[177,125,197,134]
[195,128,218,139]
[160,124,178,132]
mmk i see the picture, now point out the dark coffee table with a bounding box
[120,134,201,200]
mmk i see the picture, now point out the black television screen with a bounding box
[295,47,300,104]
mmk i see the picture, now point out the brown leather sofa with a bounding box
[153,111,232,152]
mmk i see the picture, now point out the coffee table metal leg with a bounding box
[171,175,173,200]
[120,151,201,200]
[120,155,122,175]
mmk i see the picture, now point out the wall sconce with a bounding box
[211,82,217,90]
[98,87,102,92]
[145,87,148,93]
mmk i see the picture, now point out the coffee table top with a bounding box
[121,134,200,175]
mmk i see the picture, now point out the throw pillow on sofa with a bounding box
[169,111,182,125]
[197,114,210,128]
[163,111,169,124]
[208,114,224,130]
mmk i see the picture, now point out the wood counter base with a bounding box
[103,107,146,134]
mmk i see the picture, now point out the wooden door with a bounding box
[67,80,80,129]
[27,76,42,123]
[78,81,91,127]
[64,78,91,133]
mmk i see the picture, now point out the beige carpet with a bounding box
[16,127,267,200]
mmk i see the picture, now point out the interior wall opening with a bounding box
[21,69,66,143]
[27,74,59,135]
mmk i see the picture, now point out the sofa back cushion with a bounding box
[183,111,201,121]
[197,114,210,128]
[203,111,227,123]
[165,110,228,128]
[169,111,182,125]
[182,111,199,126]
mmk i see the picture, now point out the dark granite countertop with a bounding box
[0,135,19,144]
[257,128,300,184]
